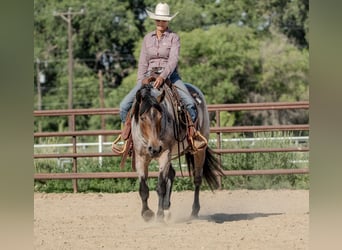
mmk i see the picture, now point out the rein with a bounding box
[163,84,188,177]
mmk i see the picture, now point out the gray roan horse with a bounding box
[131,82,224,221]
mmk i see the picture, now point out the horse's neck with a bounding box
[162,92,187,141]
[160,101,173,132]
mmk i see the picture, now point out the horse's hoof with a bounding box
[157,210,164,219]
[142,209,155,222]
[164,209,172,221]
[190,213,199,220]
[156,215,166,224]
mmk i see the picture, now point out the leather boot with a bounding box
[188,124,207,153]
[186,110,207,153]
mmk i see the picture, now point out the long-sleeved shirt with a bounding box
[137,28,180,82]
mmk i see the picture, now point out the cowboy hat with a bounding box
[146,3,179,21]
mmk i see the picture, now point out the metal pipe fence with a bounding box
[33,101,309,192]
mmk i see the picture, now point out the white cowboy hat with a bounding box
[146,3,179,21]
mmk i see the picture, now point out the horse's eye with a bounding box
[140,116,146,121]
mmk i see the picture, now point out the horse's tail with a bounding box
[203,147,225,190]
[185,147,225,190]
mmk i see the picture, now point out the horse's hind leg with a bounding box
[156,164,175,220]
[139,177,155,222]
[191,175,202,218]
[189,152,205,218]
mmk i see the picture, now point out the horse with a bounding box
[130,81,224,221]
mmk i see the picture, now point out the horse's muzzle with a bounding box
[148,145,162,157]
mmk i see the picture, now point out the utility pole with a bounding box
[98,69,106,130]
[36,58,42,136]
[53,8,84,130]
[54,8,84,193]
[98,69,105,164]
[36,59,42,112]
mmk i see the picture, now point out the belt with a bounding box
[144,67,164,77]
[151,67,164,73]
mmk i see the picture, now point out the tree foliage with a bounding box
[34,0,309,131]
[179,24,260,104]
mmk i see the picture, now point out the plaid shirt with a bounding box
[137,29,180,82]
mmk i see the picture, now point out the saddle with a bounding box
[143,68,190,137]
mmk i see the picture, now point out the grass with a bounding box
[34,131,309,192]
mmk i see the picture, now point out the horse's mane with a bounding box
[133,84,163,123]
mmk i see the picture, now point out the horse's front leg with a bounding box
[156,150,175,220]
[135,154,154,221]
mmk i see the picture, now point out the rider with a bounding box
[113,2,207,153]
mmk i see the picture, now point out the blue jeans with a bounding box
[119,71,197,123]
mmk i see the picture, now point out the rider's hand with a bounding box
[153,76,164,89]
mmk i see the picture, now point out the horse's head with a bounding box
[133,84,166,158]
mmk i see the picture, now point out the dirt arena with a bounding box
[34,189,308,250]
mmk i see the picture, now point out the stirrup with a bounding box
[189,131,208,153]
[111,134,128,155]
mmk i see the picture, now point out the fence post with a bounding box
[71,114,78,193]
[216,110,222,189]
[98,135,103,167]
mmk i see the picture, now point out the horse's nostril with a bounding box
[148,145,162,156]
[148,146,155,154]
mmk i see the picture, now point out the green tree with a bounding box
[34,0,309,132]
[179,24,260,105]
[253,29,309,125]
[34,0,146,131]
[186,0,309,48]
[258,29,309,103]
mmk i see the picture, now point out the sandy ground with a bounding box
[34,189,308,250]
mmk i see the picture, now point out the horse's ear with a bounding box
[157,90,165,103]
[136,89,142,102]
